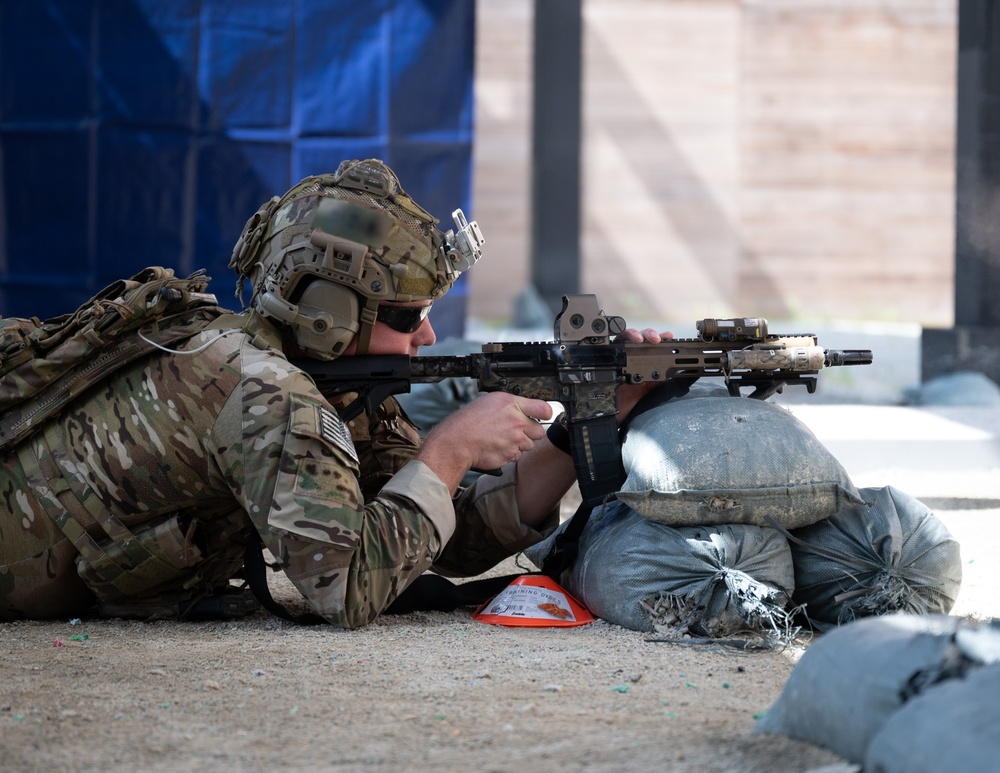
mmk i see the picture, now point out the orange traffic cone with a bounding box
[472,574,596,628]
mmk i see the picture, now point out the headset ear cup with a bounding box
[292,281,360,359]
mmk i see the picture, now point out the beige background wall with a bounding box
[470,0,957,328]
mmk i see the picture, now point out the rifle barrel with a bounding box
[824,349,874,367]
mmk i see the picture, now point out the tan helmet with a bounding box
[228,158,483,359]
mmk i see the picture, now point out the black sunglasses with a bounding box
[376,304,432,334]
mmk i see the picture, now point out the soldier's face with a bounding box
[344,301,436,356]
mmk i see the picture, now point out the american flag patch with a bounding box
[319,405,358,463]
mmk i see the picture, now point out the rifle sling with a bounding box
[543,376,699,580]
[243,532,326,625]
[541,499,593,580]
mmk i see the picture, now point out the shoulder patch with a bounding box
[288,393,359,465]
[319,405,359,464]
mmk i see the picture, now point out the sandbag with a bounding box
[754,614,998,764]
[788,486,962,627]
[616,393,862,529]
[525,500,795,636]
[864,661,1000,773]
[903,370,1000,406]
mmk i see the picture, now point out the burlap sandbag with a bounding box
[525,500,795,636]
[789,485,962,627]
[616,393,862,529]
[864,661,1000,773]
[755,614,999,764]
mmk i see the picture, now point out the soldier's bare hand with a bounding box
[615,327,674,423]
[615,327,673,344]
[418,392,552,493]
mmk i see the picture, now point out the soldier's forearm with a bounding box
[514,435,577,527]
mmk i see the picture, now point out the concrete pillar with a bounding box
[530,0,582,313]
[922,0,1000,383]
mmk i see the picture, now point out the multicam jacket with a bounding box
[0,314,555,627]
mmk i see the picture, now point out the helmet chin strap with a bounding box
[353,299,379,355]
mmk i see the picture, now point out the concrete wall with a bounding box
[470,0,957,328]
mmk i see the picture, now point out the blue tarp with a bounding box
[0,0,474,335]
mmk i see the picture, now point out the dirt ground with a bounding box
[1,501,996,773]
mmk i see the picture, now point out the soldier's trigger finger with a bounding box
[516,397,553,422]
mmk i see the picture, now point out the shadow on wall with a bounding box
[583,31,790,319]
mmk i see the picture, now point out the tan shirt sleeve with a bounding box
[379,460,456,544]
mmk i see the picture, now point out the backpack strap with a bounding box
[0,306,223,452]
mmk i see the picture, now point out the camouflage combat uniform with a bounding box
[0,313,556,627]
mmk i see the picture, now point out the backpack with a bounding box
[0,266,226,452]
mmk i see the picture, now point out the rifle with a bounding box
[300,294,872,578]
[298,294,872,515]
